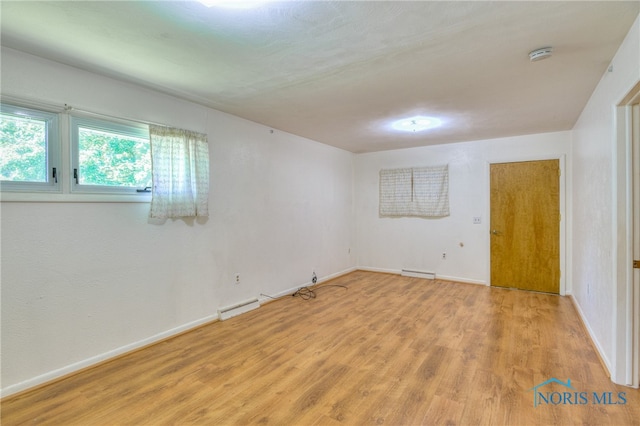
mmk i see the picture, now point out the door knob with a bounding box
[492,229,500,235]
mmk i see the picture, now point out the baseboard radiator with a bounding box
[218,298,260,321]
[401,269,436,280]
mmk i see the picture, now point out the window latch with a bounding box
[136,186,151,193]
[73,168,78,184]
[52,167,58,183]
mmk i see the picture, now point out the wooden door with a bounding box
[490,160,560,293]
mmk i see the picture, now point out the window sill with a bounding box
[1,192,152,203]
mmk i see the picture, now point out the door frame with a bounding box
[613,81,640,388]
[485,154,567,296]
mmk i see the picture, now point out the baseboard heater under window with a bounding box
[218,298,260,321]
[401,269,436,280]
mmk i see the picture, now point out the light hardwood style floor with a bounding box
[2,271,639,425]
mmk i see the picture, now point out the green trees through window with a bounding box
[77,127,151,187]
[1,103,152,194]
[0,114,48,182]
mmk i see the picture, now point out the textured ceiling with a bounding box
[1,1,638,153]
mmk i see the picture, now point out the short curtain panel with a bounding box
[149,125,209,218]
[379,165,449,218]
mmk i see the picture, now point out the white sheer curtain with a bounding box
[149,125,209,219]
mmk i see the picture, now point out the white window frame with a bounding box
[0,103,61,193]
[70,115,151,195]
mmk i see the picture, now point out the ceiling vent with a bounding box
[529,47,553,62]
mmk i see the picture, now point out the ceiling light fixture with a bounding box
[392,116,442,132]
[529,47,553,62]
[197,0,267,8]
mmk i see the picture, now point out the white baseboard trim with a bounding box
[436,274,487,286]
[569,295,612,377]
[218,298,260,321]
[401,269,436,279]
[0,313,219,399]
[357,267,486,286]
[321,266,358,283]
[357,266,401,275]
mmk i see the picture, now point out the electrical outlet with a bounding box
[473,217,482,224]
[235,273,240,285]
[442,252,446,260]
[312,271,317,284]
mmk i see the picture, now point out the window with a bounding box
[1,100,204,206]
[0,103,60,192]
[379,165,450,218]
[70,116,151,194]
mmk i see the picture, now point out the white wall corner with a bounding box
[569,295,613,379]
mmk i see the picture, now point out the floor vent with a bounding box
[401,269,436,280]
[218,298,260,321]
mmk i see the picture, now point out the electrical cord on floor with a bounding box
[292,286,316,300]
[259,293,278,300]
[260,284,348,302]
[292,284,348,300]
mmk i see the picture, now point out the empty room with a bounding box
[1,1,639,425]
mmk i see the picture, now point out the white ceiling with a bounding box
[1,1,638,153]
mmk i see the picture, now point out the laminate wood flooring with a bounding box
[2,271,639,425]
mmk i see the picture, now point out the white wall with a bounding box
[354,132,570,284]
[0,47,355,396]
[571,14,640,382]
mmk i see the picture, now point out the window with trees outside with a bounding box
[70,116,151,194]
[1,102,152,198]
[0,103,60,192]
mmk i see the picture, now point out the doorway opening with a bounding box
[614,81,640,387]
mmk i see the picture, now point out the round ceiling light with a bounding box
[529,47,553,62]
[197,0,266,8]
[392,116,442,132]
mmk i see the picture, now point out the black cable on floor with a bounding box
[292,286,316,300]
[292,284,348,300]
